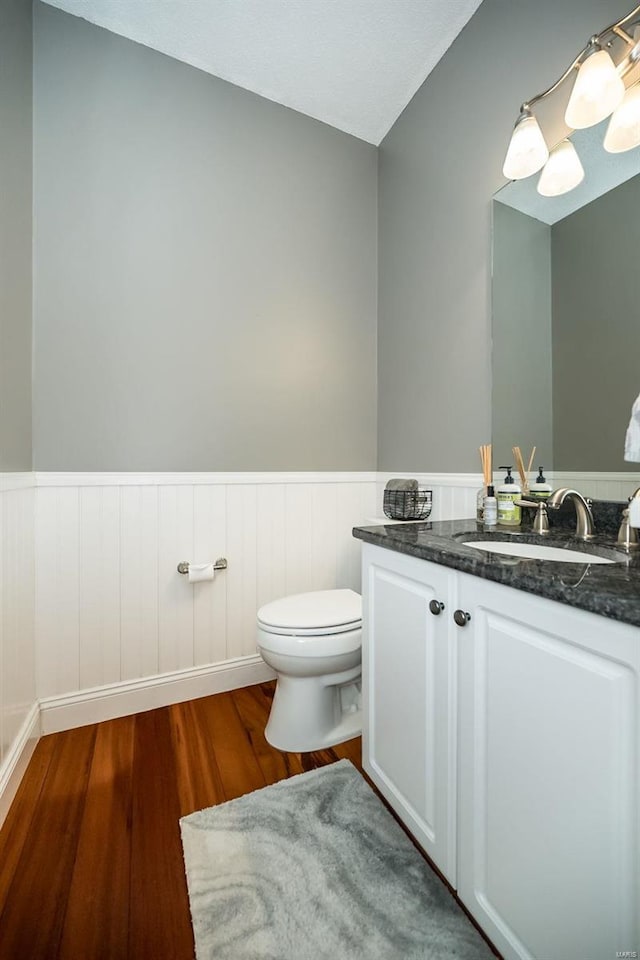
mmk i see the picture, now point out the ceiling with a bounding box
[40,0,483,145]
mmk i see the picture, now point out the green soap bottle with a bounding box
[529,467,552,500]
[497,466,521,526]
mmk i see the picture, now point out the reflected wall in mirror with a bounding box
[492,121,640,477]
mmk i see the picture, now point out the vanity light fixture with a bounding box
[564,44,625,129]
[604,81,640,152]
[537,139,584,197]
[502,109,549,179]
[502,4,640,192]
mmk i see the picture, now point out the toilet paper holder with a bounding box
[177,558,228,575]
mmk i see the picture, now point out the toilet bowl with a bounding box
[257,588,362,752]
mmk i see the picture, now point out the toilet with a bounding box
[256,588,362,752]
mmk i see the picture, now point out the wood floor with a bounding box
[0,682,362,960]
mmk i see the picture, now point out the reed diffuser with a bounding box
[478,444,492,521]
[512,445,536,495]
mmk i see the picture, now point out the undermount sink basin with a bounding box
[462,541,620,564]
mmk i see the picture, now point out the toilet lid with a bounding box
[257,589,361,633]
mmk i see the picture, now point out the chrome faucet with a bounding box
[546,488,595,540]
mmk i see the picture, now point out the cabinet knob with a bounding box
[429,599,445,616]
[453,609,471,627]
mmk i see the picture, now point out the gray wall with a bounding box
[552,175,640,472]
[33,3,377,471]
[492,203,553,469]
[377,0,631,472]
[0,0,33,471]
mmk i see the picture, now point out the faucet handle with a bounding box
[618,507,639,549]
[516,500,549,536]
[515,500,550,535]
[628,496,640,529]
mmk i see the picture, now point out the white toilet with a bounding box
[256,588,362,752]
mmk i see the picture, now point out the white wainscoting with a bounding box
[549,472,640,502]
[35,471,491,729]
[0,474,38,825]
[23,468,640,739]
[34,473,378,712]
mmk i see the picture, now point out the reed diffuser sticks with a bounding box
[526,446,537,481]
[479,444,492,490]
[512,445,536,493]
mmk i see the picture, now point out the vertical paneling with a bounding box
[158,487,194,674]
[310,483,338,591]
[430,484,446,521]
[335,482,371,591]
[226,485,258,658]
[1,483,36,762]
[284,483,312,596]
[79,487,121,689]
[452,485,476,522]
[256,484,286,610]
[15,469,640,740]
[0,486,4,763]
[551,473,640,502]
[119,487,159,681]
[36,487,80,698]
[192,485,227,667]
[28,473,494,705]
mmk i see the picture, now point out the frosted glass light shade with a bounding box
[537,139,585,196]
[502,113,549,179]
[565,49,625,129]
[604,83,640,153]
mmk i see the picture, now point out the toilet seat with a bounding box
[257,624,361,658]
[257,589,362,637]
[257,619,361,637]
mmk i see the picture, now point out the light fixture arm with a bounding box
[522,54,584,114]
[521,4,640,114]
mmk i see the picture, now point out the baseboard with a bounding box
[39,655,276,734]
[0,702,41,828]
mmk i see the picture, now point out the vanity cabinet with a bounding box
[361,543,640,960]
[362,545,457,883]
[456,571,639,960]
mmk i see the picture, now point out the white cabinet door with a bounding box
[361,544,457,883]
[457,572,640,960]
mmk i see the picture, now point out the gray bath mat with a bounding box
[180,759,494,960]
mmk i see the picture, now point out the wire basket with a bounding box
[383,488,433,521]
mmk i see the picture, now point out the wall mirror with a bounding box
[492,120,640,476]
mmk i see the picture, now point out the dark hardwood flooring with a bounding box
[0,682,362,960]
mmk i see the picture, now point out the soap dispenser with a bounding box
[529,467,552,500]
[497,466,521,526]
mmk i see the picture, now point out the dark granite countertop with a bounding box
[353,517,640,629]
